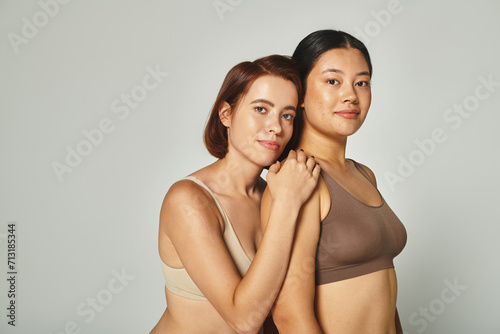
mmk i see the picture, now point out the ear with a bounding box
[219,101,232,127]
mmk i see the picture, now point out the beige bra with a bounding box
[161,176,252,301]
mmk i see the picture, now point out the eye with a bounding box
[282,113,295,121]
[356,80,371,87]
[254,106,267,113]
[327,79,339,85]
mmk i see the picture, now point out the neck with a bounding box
[210,152,264,197]
[298,122,349,168]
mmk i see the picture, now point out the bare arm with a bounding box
[262,178,328,333]
[162,151,320,334]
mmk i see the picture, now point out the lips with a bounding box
[258,140,280,151]
[335,109,359,119]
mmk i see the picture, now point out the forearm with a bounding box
[270,185,324,334]
[272,272,322,334]
[228,199,301,332]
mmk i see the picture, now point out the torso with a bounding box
[151,171,266,334]
[314,159,405,334]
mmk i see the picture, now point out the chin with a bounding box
[260,158,278,167]
[256,155,281,168]
[341,125,364,137]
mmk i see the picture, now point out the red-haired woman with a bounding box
[151,55,320,334]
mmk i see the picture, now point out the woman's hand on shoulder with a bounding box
[266,150,321,207]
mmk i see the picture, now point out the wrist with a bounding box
[271,197,302,214]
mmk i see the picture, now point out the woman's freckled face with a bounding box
[302,47,372,139]
[223,75,298,167]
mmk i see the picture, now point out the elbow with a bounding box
[227,316,264,334]
[272,306,294,332]
[273,303,317,333]
[235,327,259,334]
[224,299,273,333]
[231,324,260,334]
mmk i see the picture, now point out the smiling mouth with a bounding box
[335,109,359,119]
[258,140,280,151]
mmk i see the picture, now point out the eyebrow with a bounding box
[251,99,274,107]
[321,68,370,77]
[250,98,296,112]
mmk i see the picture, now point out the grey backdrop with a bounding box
[1,0,499,333]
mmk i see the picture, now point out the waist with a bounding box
[315,269,399,334]
[159,288,238,334]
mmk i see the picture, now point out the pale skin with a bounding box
[262,48,400,334]
[151,75,320,334]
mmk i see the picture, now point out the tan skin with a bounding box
[151,75,320,334]
[262,48,399,334]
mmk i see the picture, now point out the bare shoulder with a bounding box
[163,178,209,203]
[162,179,212,211]
[351,160,377,186]
[160,179,221,235]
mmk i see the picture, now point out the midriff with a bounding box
[150,287,239,334]
[315,268,399,334]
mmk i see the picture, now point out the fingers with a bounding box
[267,149,320,205]
[305,154,317,171]
[312,161,321,180]
[268,160,281,175]
[287,149,297,161]
[297,149,318,174]
[296,149,307,163]
[285,149,318,172]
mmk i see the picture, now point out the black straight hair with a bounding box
[292,29,373,93]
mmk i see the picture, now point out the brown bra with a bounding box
[315,160,407,285]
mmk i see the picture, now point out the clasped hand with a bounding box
[266,150,321,207]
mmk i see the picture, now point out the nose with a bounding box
[340,83,358,104]
[267,115,282,135]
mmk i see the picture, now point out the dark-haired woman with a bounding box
[262,30,407,334]
[150,55,320,334]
